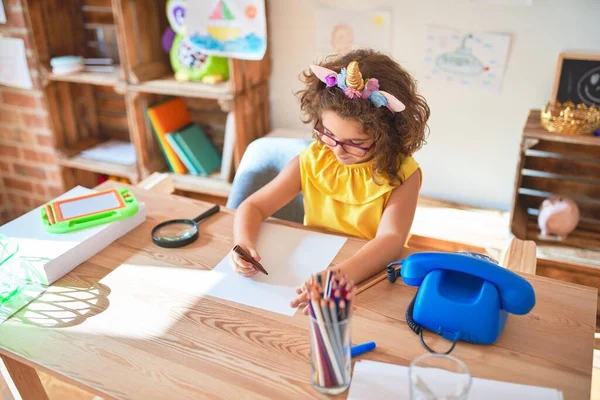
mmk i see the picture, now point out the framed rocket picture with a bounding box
[185,0,267,60]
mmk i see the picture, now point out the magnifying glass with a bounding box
[151,204,220,248]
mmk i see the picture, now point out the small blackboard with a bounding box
[551,53,600,107]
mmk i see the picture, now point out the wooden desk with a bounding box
[0,184,596,399]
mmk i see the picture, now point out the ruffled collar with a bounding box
[302,143,397,205]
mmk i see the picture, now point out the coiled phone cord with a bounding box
[386,262,458,355]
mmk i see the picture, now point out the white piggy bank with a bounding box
[538,196,580,240]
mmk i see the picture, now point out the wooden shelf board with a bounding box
[525,109,600,147]
[537,244,600,269]
[171,172,232,198]
[58,155,138,182]
[46,69,121,87]
[128,77,234,100]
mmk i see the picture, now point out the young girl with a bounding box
[229,49,429,310]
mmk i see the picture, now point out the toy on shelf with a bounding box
[163,0,229,83]
[538,196,580,240]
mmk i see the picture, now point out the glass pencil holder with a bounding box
[309,312,352,395]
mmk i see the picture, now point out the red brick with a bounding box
[0,161,12,173]
[13,163,46,179]
[0,127,35,145]
[8,0,21,8]
[7,193,31,209]
[0,144,19,157]
[46,170,62,183]
[21,113,50,130]
[35,134,54,147]
[0,107,21,125]
[6,9,26,28]
[47,186,64,197]
[2,91,38,109]
[22,149,57,164]
[4,177,32,192]
[31,183,46,197]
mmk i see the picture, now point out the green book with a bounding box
[171,124,221,176]
[166,133,200,175]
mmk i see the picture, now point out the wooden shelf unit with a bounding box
[25,0,271,198]
[510,109,600,251]
[510,109,600,324]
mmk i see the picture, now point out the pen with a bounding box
[351,341,376,358]
[232,245,268,275]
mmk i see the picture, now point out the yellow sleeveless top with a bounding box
[299,142,420,240]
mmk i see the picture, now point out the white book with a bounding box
[79,140,137,166]
[0,186,146,286]
[220,111,236,181]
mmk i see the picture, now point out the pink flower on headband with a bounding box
[344,87,362,99]
[361,78,379,99]
[325,74,337,87]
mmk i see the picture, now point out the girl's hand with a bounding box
[290,284,311,315]
[229,244,261,277]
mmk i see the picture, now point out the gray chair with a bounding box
[226,137,311,223]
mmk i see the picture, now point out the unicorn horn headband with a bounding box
[310,61,406,113]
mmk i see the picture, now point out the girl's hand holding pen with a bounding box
[229,244,262,276]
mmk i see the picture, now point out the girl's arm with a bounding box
[230,156,302,276]
[291,169,421,309]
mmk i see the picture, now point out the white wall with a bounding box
[267,0,600,210]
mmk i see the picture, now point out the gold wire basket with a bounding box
[540,101,600,136]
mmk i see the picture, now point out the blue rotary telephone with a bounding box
[387,251,536,354]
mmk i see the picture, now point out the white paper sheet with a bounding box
[470,0,532,5]
[423,26,511,93]
[348,360,563,400]
[206,223,347,315]
[0,0,6,24]
[315,7,392,55]
[186,0,267,60]
[79,140,136,165]
[0,37,33,89]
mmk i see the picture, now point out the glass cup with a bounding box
[309,313,352,395]
[409,353,471,400]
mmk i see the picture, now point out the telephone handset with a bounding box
[387,251,535,354]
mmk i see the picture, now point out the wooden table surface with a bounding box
[0,183,596,399]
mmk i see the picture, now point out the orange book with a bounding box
[146,98,191,174]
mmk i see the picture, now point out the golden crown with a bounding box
[541,101,600,136]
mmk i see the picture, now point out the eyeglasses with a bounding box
[313,126,375,157]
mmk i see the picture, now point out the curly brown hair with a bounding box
[296,49,430,185]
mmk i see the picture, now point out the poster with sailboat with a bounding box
[185,0,267,60]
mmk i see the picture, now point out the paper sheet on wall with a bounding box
[205,223,347,316]
[0,37,33,89]
[315,7,392,55]
[185,0,267,60]
[348,360,563,400]
[470,0,533,5]
[0,1,6,24]
[423,26,511,93]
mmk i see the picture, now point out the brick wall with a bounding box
[0,0,63,224]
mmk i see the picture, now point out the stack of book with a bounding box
[146,97,221,176]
